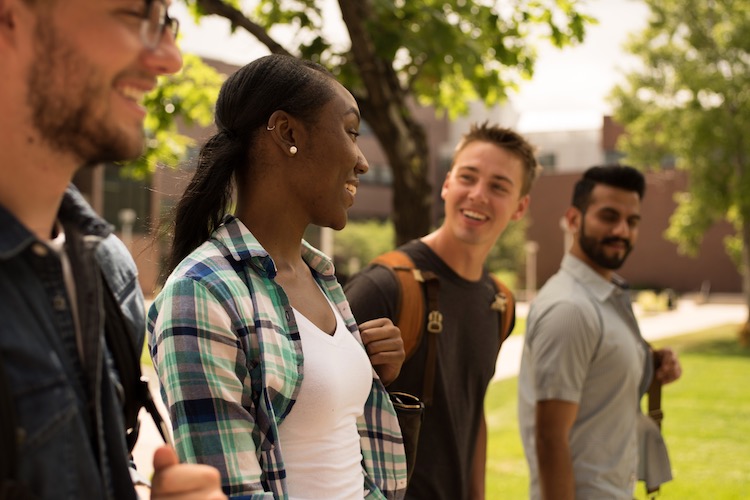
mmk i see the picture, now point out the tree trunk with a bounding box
[359,102,433,246]
[338,0,432,245]
[388,122,432,246]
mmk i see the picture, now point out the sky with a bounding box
[174,0,651,131]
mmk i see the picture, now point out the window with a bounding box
[537,153,557,172]
[361,162,393,185]
[604,150,625,165]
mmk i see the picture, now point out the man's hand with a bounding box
[654,348,682,385]
[151,445,226,499]
[359,318,405,386]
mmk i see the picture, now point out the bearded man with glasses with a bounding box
[0,1,224,498]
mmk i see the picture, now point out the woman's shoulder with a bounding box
[165,239,254,296]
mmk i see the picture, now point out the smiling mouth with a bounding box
[118,86,147,104]
[603,238,630,250]
[462,209,488,221]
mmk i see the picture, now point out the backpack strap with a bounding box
[371,250,442,360]
[101,276,171,452]
[489,275,516,342]
[0,358,35,500]
[644,343,664,429]
[370,250,442,406]
[420,272,441,406]
[645,346,665,495]
[0,357,18,498]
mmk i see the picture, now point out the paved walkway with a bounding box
[493,298,747,381]
[133,298,747,481]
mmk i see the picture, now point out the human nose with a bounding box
[468,182,488,203]
[141,31,183,76]
[356,152,369,175]
[611,218,631,238]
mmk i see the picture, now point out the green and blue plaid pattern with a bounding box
[149,215,407,499]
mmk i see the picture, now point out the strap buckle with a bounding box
[427,311,443,333]
[649,409,664,424]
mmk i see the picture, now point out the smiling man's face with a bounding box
[440,140,529,251]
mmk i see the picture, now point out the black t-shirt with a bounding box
[345,240,512,500]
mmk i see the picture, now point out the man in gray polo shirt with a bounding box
[518,165,682,500]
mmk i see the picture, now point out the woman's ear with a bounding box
[266,110,302,158]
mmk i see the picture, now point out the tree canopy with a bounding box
[610,0,750,332]
[127,54,222,178]
[143,0,591,245]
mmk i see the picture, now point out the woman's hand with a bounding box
[359,318,405,386]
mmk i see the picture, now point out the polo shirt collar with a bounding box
[561,252,627,303]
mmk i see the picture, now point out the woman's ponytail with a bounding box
[166,131,241,275]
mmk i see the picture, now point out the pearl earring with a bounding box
[289,146,298,155]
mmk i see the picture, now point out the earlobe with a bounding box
[266,110,300,157]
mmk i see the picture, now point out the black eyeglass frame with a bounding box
[140,0,179,50]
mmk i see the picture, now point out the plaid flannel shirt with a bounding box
[148,215,407,499]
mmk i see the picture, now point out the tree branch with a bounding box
[338,0,404,109]
[195,0,291,56]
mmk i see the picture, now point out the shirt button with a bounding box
[31,243,48,257]
[52,294,67,311]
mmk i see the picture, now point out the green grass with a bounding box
[486,323,750,499]
[510,317,526,338]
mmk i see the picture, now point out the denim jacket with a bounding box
[0,185,144,500]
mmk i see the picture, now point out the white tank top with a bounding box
[279,296,372,499]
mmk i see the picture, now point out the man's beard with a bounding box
[579,218,632,270]
[26,15,144,166]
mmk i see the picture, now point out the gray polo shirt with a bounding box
[518,253,652,499]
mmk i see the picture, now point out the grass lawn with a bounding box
[486,323,750,499]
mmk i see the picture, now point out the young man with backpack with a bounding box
[345,122,540,499]
[0,1,224,498]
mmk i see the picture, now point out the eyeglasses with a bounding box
[140,0,179,50]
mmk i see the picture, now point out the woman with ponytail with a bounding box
[148,54,407,499]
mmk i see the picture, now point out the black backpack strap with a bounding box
[420,271,441,407]
[0,358,35,500]
[369,251,442,406]
[101,276,171,452]
[0,356,17,497]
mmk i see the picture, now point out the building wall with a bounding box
[522,128,604,173]
[526,169,742,293]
